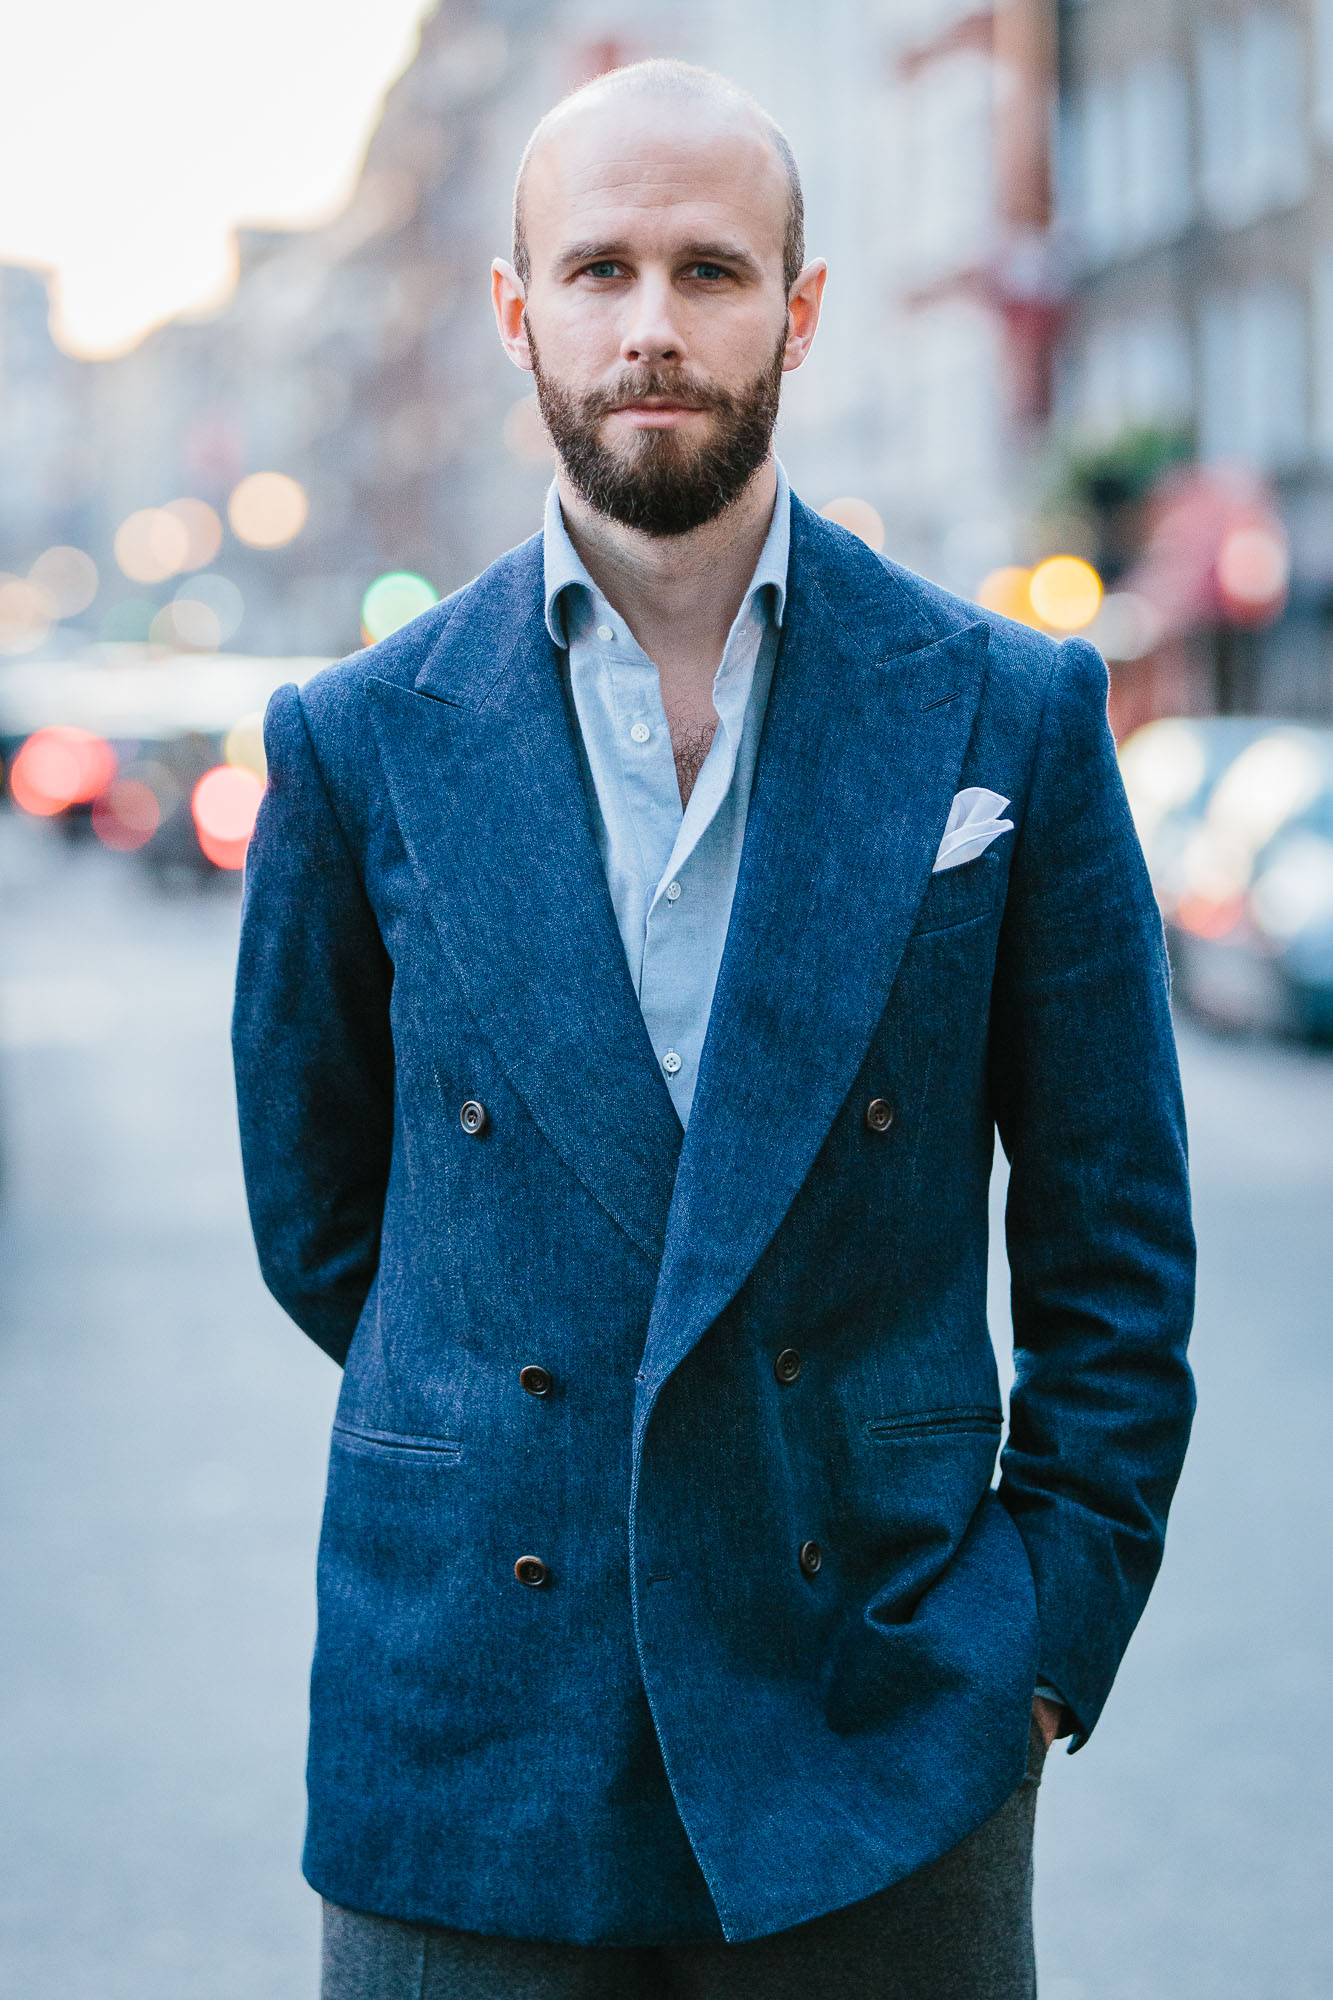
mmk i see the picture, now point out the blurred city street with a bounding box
[0,811,1329,2000]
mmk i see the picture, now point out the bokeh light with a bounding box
[975,566,1038,623]
[8,727,117,817]
[1086,591,1163,663]
[114,507,191,583]
[91,778,161,852]
[1250,835,1333,941]
[228,471,308,548]
[191,764,264,869]
[1176,889,1245,940]
[121,759,183,825]
[174,572,244,643]
[361,570,438,643]
[0,575,56,654]
[1216,524,1290,624]
[1119,720,1208,844]
[820,497,886,551]
[224,712,267,781]
[160,599,222,651]
[148,603,210,651]
[1028,555,1103,632]
[99,599,157,644]
[163,497,224,570]
[1207,730,1323,853]
[28,546,98,618]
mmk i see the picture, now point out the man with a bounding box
[233,60,1195,2000]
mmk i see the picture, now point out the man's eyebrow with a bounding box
[554,240,633,271]
[680,241,762,275]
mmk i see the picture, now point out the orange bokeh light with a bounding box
[191,763,264,868]
[975,566,1039,624]
[91,778,162,851]
[9,726,117,816]
[228,471,308,549]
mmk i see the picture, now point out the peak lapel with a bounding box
[640,510,990,1400]
[367,543,681,1263]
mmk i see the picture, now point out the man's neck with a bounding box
[555,458,779,683]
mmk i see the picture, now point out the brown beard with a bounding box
[528,323,786,537]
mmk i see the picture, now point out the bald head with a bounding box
[513,60,805,295]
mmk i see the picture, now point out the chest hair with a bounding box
[671,719,718,807]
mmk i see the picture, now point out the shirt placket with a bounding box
[603,624,680,993]
[638,595,763,1096]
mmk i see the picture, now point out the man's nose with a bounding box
[620,274,685,366]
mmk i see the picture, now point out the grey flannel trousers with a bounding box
[320,1723,1045,1999]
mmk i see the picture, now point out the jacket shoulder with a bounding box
[294,533,544,737]
[871,551,1065,686]
[791,497,1067,712]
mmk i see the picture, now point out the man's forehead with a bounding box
[525,100,787,249]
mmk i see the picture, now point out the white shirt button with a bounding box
[597,624,614,643]
[665,880,682,902]
[629,721,651,744]
[661,1050,682,1076]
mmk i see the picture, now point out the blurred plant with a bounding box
[1042,425,1195,585]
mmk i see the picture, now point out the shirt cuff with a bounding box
[1034,1681,1078,1741]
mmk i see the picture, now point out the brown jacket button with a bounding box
[460,1100,488,1136]
[774,1348,802,1385]
[519,1365,554,1398]
[514,1555,549,1588]
[798,1540,823,1578]
[864,1098,894,1134]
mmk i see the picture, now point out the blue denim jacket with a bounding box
[232,498,1195,1947]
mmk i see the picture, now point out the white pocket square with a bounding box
[933,787,1014,873]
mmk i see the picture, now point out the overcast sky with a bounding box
[0,0,431,357]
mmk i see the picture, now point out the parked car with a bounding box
[0,652,321,881]
[1120,716,1333,1040]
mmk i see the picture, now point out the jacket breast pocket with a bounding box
[911,847,1008,937]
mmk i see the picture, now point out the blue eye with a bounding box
[692,263,726,281]
[586,262,620,279]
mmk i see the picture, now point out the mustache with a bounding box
[579,369,735,420]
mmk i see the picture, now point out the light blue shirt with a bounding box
[543,464,791,1127]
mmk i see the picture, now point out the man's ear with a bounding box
[782,259,827,372]
[492,260,533,371]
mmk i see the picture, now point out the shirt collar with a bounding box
[542,459,791,649]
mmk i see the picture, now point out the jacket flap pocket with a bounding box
[332,1420,463,1460]
[866,1405,1003,1441]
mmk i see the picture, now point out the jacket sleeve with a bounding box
[231,680,394,1366]
[990,635,1196,1744]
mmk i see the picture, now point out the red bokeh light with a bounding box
[92,778,161,852]
[191,764,264,869]
[1176,892,1244,940]
[8,726,117,817]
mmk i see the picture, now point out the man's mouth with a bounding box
[610,399,706,428]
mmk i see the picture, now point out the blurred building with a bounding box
[1056,0,1333,724]
[869,1,1063,589]
[0,265,95,562]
